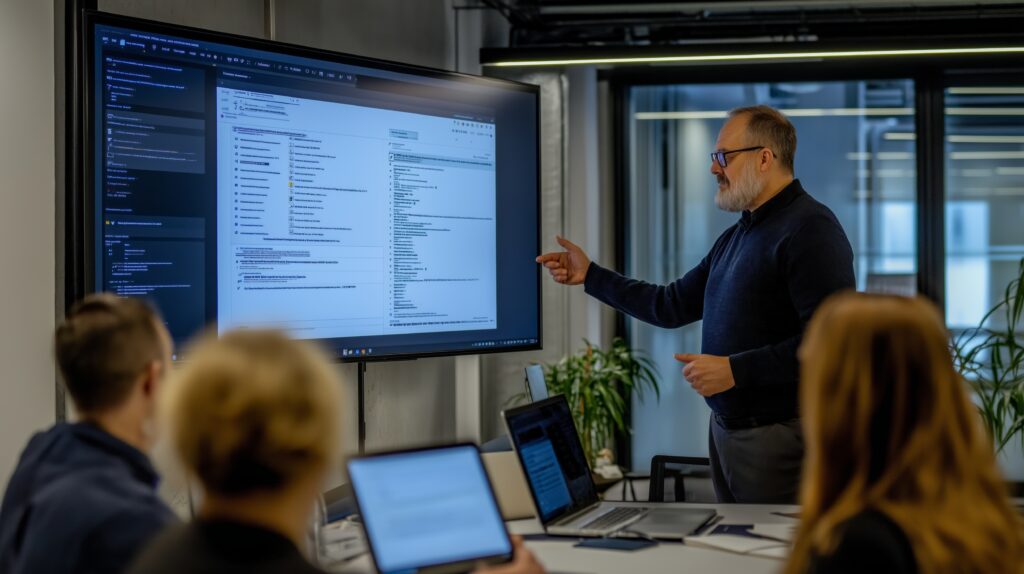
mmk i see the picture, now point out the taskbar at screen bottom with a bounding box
[333,337,540,361]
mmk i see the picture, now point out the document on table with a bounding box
[683,523,795,560]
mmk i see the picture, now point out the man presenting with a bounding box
[537,105,854,503]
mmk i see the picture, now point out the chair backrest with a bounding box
[648,455,711,503]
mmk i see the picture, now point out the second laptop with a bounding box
[502,395,716,539]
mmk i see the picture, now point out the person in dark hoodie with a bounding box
[0,294,176,574]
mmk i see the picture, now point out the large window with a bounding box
[626,80,917,469]
[945,85,1024,331]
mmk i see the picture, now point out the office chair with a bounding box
[648,455,712,503]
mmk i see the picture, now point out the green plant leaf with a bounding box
[541,337,662,465]
[953,257,1024,453]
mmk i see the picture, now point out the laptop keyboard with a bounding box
[580,506,646,531]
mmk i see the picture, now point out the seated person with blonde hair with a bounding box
[786,293,1024,574]
[0,294,176,574]
[129,330,543,574]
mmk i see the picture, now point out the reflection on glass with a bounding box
[944,86,1024,331]
[627,80,916,469]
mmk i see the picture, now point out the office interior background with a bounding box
[2,0,1023,506]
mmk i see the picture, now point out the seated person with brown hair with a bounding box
[0,294,177,574]
[785,292,1024,574]
[129,329,543,574]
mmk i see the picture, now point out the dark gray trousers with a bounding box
[708,415,804,504]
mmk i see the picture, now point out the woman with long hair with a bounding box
[786,292,1023,574]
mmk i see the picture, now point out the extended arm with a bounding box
[584,260,709,329]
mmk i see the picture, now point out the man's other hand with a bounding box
[674,353,736,397]
[473,536,545,574]
[535,235,591,285]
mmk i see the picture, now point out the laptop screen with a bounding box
[503,395,598,524]
[524,364,549,402]
[347,444,512,573]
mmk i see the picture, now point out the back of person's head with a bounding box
[166,329,341,496]
[55,293,168,413]
[786,292,1024,574]
[728,105,797,173]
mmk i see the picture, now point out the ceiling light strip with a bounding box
[635,108,913,120]
[885,134,1024,143]
[950,151,1024,160]
[948,87,1024,95]
[635,107,1024,121]
[487,46,1024,67]
[948,135,1024,143]
[946,107,1024,116]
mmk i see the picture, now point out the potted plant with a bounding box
[538,337,660,467]
[952,258,1024,454]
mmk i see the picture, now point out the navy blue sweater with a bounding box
[585,179,854,422]
[807,510,917,574]
[0,422,175,574]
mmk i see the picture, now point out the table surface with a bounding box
[332,501,799,574]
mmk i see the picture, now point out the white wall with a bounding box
[0,0,57,489]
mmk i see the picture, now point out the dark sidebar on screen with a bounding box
[95,30,215,345]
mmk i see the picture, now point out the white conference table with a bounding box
[334,502,797,574]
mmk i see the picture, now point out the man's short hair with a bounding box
[729,105,797,173]
[55,294,165,413]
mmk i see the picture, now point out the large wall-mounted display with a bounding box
[83,11,540,361]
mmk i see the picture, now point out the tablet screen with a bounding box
[348,445,512,573]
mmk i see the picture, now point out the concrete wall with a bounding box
[99,0,266,36]
[274,0,451,69]
[0,0,57,489]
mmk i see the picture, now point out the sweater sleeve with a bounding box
[729,214,855,388]
[583,259,710,329]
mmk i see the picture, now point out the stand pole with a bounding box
[357,361,366,454]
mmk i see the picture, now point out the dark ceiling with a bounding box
[476,1,1024,48]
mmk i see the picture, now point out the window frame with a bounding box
[604,56,1024,467]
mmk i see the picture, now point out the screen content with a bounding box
[90,17,539,359]
[348,446,511,572]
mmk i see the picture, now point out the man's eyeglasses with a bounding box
[710,146,768,168]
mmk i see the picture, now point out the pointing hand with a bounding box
[535,236,591,286]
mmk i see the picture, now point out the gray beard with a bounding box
[715,163,762,212]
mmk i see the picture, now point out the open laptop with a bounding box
[502,395,717,539]
[347,444,513,573]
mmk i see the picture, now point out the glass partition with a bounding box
[627,80,916,469]
[944,85,1024,331]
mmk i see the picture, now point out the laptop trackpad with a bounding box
[629,509,716,539]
